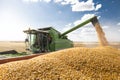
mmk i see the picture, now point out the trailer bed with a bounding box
[0,53,45,64]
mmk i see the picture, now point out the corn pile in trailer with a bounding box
[0,46,120,80]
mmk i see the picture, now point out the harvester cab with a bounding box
[24,27,73,53]
[24,16,104,53]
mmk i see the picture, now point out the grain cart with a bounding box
[24,16,101,53]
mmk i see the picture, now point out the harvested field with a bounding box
[0,46,120,80]
[0,41,27,59]
[0,41,120,53]
[0,41,26,52]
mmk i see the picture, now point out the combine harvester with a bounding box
[0,16,108,64]
[24,16,108,53]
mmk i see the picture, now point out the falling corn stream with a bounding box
[94,22,108,46]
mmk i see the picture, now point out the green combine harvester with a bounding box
[24,16,100,53]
